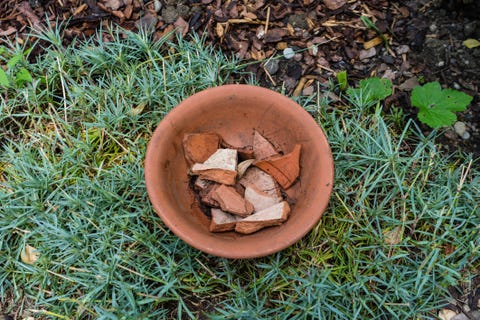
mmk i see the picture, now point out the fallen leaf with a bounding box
[20,244,39,264]
[128,102,146,116]
[383,226,402,245]
[463,39,480,49]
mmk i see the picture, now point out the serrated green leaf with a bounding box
[417,104,457,129]
[0,68,9,87]
[411,82,472,129]
[440,88,473,111]
[359,77,392,101]
[15,67,33,86]
[7,53,22,69]
[346,77,392,108]
[410,82,442,111]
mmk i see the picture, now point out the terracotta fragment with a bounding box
[254,144,301,189]
[253,130,278,159]
[190,148,238,185]
[198,183,220,207]
[235,201,290,234]
[237,159,255,178]
[209,208,240,232]
[221,141,255,160]
[193,177,212,191]
[211,184,254,217]
[238,167,281,199]
[183,133,221,166]
[244,185,282,212]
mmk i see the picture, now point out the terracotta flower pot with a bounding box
[145,84,334,259]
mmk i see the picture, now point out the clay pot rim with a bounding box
[145,84,334,259]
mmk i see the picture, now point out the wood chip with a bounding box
[235,201,290,234]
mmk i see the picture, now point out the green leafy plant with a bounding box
[346,77,392,107]
[410,81,473,129]
[0,46,33,88]
[336,70,348,91]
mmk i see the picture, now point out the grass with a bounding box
[1,25,479,319]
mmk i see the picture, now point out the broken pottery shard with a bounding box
[194,177,212,191]
[199,183,220,207]
[209,208,240,232]
[237,146,255,160]
[211,184,254,217]
[244,185,282,212]
[221,140,255,160]
[235,201,290,234]
[191,148,238,185]
[323,0,346,11]
[237,159,255,178]
[239,167,281,199]
[254,144,301,189]
[253,130,278,160]
[183,133,221,166]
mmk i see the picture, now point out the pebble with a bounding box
[396,45,410,55]
[454,121,468,138]
[382,55,395,64]
[283,48,295,59]
[359,47,376,60]
[153,0,162,12]
[451,313,469,320]
[399,77,419,91]
[264,59,279,75]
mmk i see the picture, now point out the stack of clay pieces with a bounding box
[183,130,301,234]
